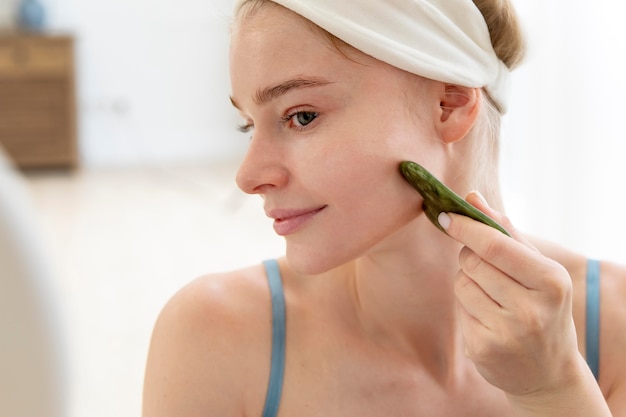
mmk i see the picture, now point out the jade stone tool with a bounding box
[399,160,511,237]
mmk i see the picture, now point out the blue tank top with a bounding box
[586,259,601,380]
[261,260,286,417]
[260,258,602,417]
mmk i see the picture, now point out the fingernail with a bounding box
[472,191,489,207]
[438,212,451,230]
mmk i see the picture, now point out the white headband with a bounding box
[235,0,511,112]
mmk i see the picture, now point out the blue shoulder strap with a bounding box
[586,259,601,380]
[261,259,286,417]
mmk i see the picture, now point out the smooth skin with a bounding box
[143,5,626,417]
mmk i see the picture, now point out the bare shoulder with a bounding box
[142,263,273,417]
[597,260,626,412]
[529,236,626,412]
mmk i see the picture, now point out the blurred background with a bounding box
[0,0,624,416]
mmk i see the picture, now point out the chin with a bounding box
[284,244,351,277]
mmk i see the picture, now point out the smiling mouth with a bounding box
[271,206,327,236]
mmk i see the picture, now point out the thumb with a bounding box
[465,191,538,251]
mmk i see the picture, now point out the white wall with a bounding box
[43,0,246,166]
[501,1,626,263]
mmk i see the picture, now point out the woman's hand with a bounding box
[439,192,611,416]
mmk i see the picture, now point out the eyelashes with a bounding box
[237,122,254,133]
[236,110,319,134]
[281,111,318,129]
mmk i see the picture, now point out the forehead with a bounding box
[230,5,337,65]
[236,2,325,37]
[229,5,371,103]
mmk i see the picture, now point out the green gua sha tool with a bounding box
[399,160,511,237]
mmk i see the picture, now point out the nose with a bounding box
[235,133,289,195]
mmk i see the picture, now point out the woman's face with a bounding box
[229,5,445,274]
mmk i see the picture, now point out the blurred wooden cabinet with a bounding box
[0,34,77,168]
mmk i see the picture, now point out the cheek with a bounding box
[301,128,417,196]
[292,99,434,206]
[312,145,413,213]
[327,135,427,224]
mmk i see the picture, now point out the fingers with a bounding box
[464,191,536,249]
[456,246,527,309]
[439,194,562,291]
[441,211,536,287]
[454,266,501,330]
[444,192,579,397]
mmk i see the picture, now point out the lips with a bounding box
[268,205,327,236]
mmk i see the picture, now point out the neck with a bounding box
[348,214,467,379]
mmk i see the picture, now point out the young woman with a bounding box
[143,1,626,415]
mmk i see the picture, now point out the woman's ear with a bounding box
[435,84,481,144]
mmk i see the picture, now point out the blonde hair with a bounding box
[468,0,526,208]
[235,0,526,208]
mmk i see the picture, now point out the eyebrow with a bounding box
[230,77,333,110]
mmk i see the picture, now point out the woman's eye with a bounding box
[237,122,254,133]
[294,111,318,126]
[284,111,318,128]
[236,116,254,133]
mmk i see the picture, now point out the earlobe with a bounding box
[436,85,482,144]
